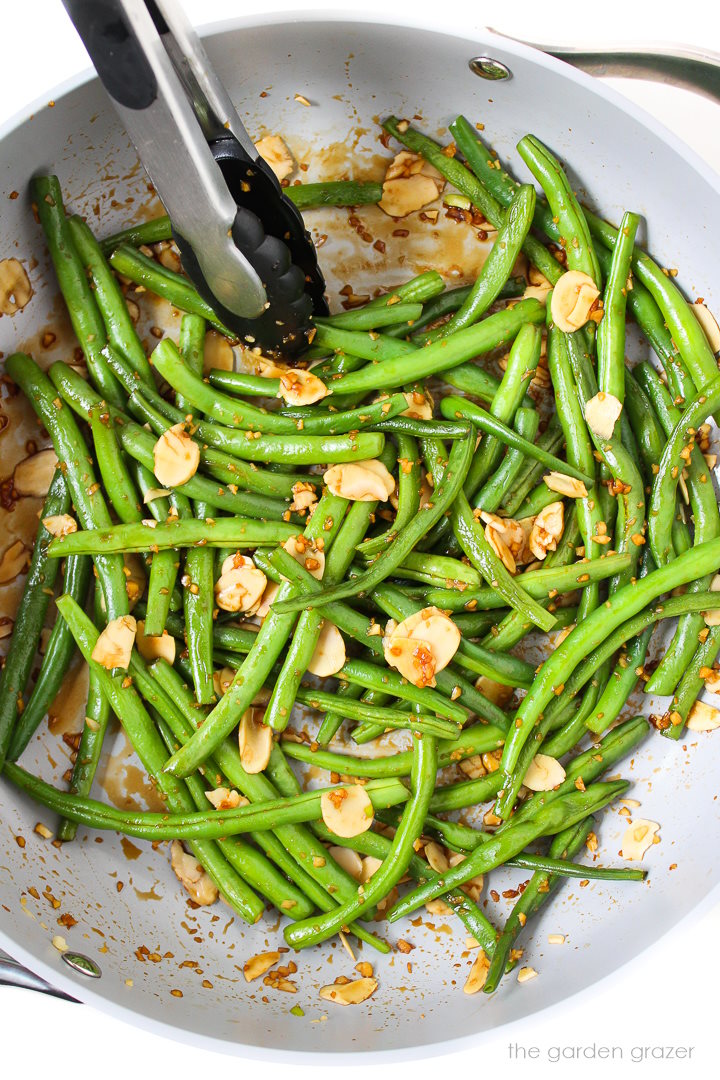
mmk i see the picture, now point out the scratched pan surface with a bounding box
[1,11,720,1060]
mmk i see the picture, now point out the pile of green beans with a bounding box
[1,123,716,999]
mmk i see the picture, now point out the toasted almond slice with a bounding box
[91,615,136,670]
[123,553,146,608]
[459,754,486,780]
[142,487,171,503]
[307,620,346,677]
[282,536,326,579]
[424,841,449,874]
[321,785,374,838]
[379,174,440,218]
[275,366,327,406]
[323,459,395,502]
[475,675,515,707]
[548,933,566,945]
[328,845,364,882]
[243,950,282,982]
[13,448,58,497]
[524,283,552,304]
[585,391,623,441]
[254,579,280,618]
[690,301,720,353]
[703,607,720,627]
[382,606,460,688]
[238,706,273,774]
[687,700,720,732]
[0,257,33,314]
[360,855,383,883]
[215,554,267,613]
[523,753,566,792]
[170,840,218,905]
[153,423,200,487]
[319,977,378,1006]
[463,950,490,994]
[0,539,28,584]
[400,389,433,420]
[517,966,538,984]
[543,471,588,499]
[212,666,236,698]
[425,899,453,916]
[135,620,175,664]
[52,935,68,954]
[203,331,235,373]
[550,270,601,332]
[289,481,317,514]
[621,818,660,860]
[529,501,564,561]
[206,786,248,810]
[255,134,294,181]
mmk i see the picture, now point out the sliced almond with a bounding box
[170,840,218,905]
[425,899,453,916]
[550,270,601,332]
[463,950,490,994]
[475,675,514,707]
[282,536,325,580]
[255,134,295,181]
[319,977,378,1006]
[523,753,566,792]
[687,700,720,732]
[480,511,533,571]
[212,666,236,698]
[585,391,623,441]
[90,615,136,670]
[328,845,364,882]
[382,606,460,688]
[524,282,552,304]
[152,423,200,487]
[289,481,317,514]
[142,487,171,503]
[360,855,383,883]
[400,389,433,420]
[206,787,248,810]
[621,818,660,861]
[321,785,374,838]
[459,754,486,780]
[203,331,235,373]
[379,174,440,218]
[215,554,267,613]
[0,539,28,583]
[255,579,280,618]
[307,620,346,677]
[276,366,328,406]
[123,553,146,608]
[543,472,588,499]
[0,257,33,315]
[323,459,395,502]
[517,966,538,984]
[135,620,175,664]
[243,950,282,982]
[424,841,449,874]
[529,501,564,561]
[238,705,273,774]
[13,448,58,497]
[690,301,720,353]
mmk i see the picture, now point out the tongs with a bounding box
[62,0,327,355]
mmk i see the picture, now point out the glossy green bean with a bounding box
[48,517,295,556]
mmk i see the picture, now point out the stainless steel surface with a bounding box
[61,951,102,979]
[468,56,512,80]
[0,950,77,1001]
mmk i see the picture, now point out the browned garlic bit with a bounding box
[243,951,282,982]
[378,150,445,218]
[170,841,218,905]
[382,606,461,688]
[543,471,588,499]
[323,459,395,502]
[289,481,317,514]
[0,541,30,584]
[690,301,720,353]
[214,553,267,613]
[523,753,566,792]
[42,514,77,538]
[135,620,176,664]
[320,785,374,838]
[123,553,146,608]
[152,423,200,487]
[206,786,248,810]
[529,501,564,561]
[307,620,346,677]
[585,391,623,441]
[282,535,326,579]
[0,257,33,315]
[621,818,660,860]
[255,134,295,181]
[550,270,602,332]
[400,389,433,420]
[12,448,58,497]
[687,700,720,731]
[202,331,235,373]
[319,977,378,1006]
[238,705,273,773]
[212,666,236,698]
[90,615,136,670]
[328,845,364,882]
[524,267,553,305]
[463,950,490,994]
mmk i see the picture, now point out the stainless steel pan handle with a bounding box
[0,950,77,1001]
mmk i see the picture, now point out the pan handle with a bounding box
[495,37,720,105]
[0,949,77,1001]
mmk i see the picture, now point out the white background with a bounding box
[2,1,720,1076]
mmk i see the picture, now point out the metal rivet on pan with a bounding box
[61,951,101,979]
[468,56,512,81]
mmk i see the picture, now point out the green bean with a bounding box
[502,417,565,516]
[0,469,69,768]
[48,517,295,556]
[483,818,594,993]
[284,731,438,950]
[402,279,526,342]
[585,624,654,737]
[270,431,474,613]
[500,540,720,776]
[369,417,470,439]
[516,135,601,285]
[316,681,363,746]
[421,185,536,341]
[89,404,143,524]
[387,780,628,920]
[597,212,639,401]
[471,408,539,515]
[357,434,420,557]
[133,462,180,635]
[383,117,562,284]
[295,687,461,741]
[7,553,92,762]
[318,302,422,331]
[100,215,173,255]
[316,300,545,395]
[339,658,466,722]
[6,354,129,621]
[30,176,124,406]
[282,722,504,777]
[666,625,720,737]
[67,214,154,386]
